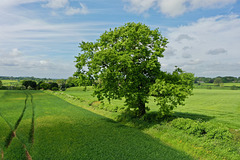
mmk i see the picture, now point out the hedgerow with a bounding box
[171,118,233,141]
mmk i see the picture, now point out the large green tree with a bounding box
[75,22,193,117]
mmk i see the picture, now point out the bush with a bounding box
[171,118,233,140]
[230,85,238,90]
[51,87,59,91]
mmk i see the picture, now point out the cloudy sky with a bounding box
[0,0,240,78]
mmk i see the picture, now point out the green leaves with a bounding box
[75,22,193,117]
[150,69,194,117]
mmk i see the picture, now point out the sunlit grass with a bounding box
[0,90,193,159]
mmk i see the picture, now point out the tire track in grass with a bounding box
[0,113,13,160]
[4,93,29,148]
[2,91,34,160]
[28,92,35,145]
[1,149,3,160]
[24,145,32,160]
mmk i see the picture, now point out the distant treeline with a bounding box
[0,76,58,82]
[0,76,81,91]
[195,76,240,83]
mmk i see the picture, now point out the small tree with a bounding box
[214,77,223,86]
[49,82,59,90]
[75,22,194,117]
[22,80,37,90]
[40,82,50,90]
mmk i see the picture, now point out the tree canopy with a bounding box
[75,22,194,117]
[22,80,37,90]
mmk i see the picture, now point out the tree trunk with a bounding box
[138,98,146,117]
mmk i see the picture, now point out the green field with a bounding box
[1,80,20,86]
[174,89,240,129]
[57,87,240,159]
[64,87,240,129]
[0,90,192,159]
[1,87,240,159]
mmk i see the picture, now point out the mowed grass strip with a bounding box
[30,91,193,160]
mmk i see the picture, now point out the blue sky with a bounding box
[0,0,240,78]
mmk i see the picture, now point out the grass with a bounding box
[174,89,240,129]
[1,80,20,86]
[65,87,240,129]
[1,87,240,159]
[61,86,240,160]
[0,90,193,159]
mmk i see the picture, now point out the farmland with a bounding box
[0,90,192,159]
[64,87,240,129]
[0,86,240,159]
[61,87,240,159]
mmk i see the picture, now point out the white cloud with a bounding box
[9,48,22,56]
[157,0,187,17]
[65,3,89,15]
[160,14,240,77]
[0,0,43,9]
[0,7,113,78]
[123,0,237,17]
[43,0,68,9]
[123,0,155,14]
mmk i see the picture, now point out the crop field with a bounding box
[194,83,240,90]
[65,87,240,129]
[1,80,20,86]
[174,89,240,129]
[0,90,193,160]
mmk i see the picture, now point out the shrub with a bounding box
[230,85,238,90]
[51,87,59,91]
[171,118,233,140]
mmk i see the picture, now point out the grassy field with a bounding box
[61,86,240,160]
[0,90,193,160]
[64,87,240,129]
[1,87,240,159]
[174,89,240,129]
[1,80,20,86]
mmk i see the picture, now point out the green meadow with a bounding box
[1,80,20,86]
[64,87,240,129]
[0,87,240,159]
[0,90,192,160]
[61,87,240,160]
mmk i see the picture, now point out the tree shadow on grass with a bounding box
[115,111,215,130]
[173,112,215,122]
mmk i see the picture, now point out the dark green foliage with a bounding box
[230,85,238,90]
[49,82,59,90]
[75,22,193,117]
[214,78,223,86]
[51,87,59,91]
[22,80,37,90]
[37,81,43,90]
[39,82,50,90]
[150,69,194,117]
[171,118,233,141]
